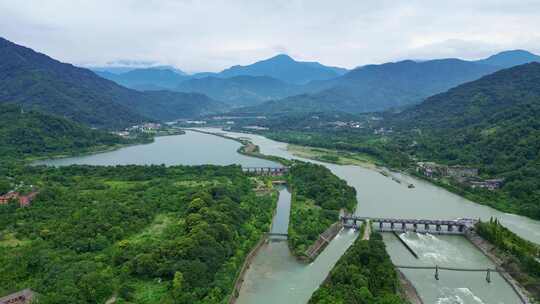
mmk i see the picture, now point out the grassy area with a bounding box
[287,144,378,168]
[0,232,29,247]
[127,214,177,244]
[127,279,168,304]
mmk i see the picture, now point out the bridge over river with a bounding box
[341,215,478,235]
[242,167,288,176]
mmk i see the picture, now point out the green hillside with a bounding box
[237,59,499,115]
[0,37,227,128]
[0,104,127,159]
[389,63,540,217]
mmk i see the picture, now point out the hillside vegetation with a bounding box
[0,104,127,159]
[0,165,274,303]
[0,37,226,128]
[476,219,540,298]
[388,63,540,217]
[237,59,499,115]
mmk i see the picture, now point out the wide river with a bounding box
[39,129,540,304]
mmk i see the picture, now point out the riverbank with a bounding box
[287,144,378,169]
[465,229,533,303]
[256,130,536,222]
[27,140,150,163]
[186,128,292,166]
[229,236,269,304]
[397,270,424,304]
[28,129,188,164]
[304,222,343,261]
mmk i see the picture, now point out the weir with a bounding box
[341,215,478,235]
[393,231,419,259]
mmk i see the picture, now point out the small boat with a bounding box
[408,183,415,189]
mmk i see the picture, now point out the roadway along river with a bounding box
[39,129,539,303]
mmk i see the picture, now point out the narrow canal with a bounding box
[38,129,539,303]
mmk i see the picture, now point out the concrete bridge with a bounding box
[341,215,477,235]
[242,167,288,176]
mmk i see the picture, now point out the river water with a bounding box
[36,131,279,167]
[38,129,538,303]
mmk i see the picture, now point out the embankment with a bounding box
[228,235,268,304]
[465,230,532,304]
[397,269,424,304]
[304,222,343,261]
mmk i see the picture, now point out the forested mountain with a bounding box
[0,37,147,128]
[213,54,347,84]
[0,37,226,128]
[96,67,190,91]
[176,75,307,107]
[0,104,124,158]
[133,91,227,121]
[238,59,499,114]
[388,63,540,217]
[476,50,540,68]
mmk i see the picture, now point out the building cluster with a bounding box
[0,189,39,207]
[112,123,164,137]
[328,121,364,129]
[133,123,162,131]
[416,162,504,190]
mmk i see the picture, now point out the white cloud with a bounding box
[0,0,539,72]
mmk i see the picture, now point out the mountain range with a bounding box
[176,75,307,107]
[475,49,540,68]
[94,54,348,107]
[3,35,540,130]
[212,54,348,84]
[237,51,540,115]
[96,48,540,113]
[0,37,225,128]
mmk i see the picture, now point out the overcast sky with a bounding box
[1,0,540,72]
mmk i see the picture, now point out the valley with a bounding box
[1,23,540,304]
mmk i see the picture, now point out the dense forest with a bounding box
[476,219,540,298]
[287,163,357,257]
[308,232,406,304]
[387,63,540,218]
[0,165,275,303]
[0,104,135,160]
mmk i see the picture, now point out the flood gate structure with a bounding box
[341,215,478,235]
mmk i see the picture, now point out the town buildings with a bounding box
[0,190,39,207]
[416,162,503,191]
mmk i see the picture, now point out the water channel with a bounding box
[38,129,540,303]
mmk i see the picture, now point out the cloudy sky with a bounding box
[1,0,539,72]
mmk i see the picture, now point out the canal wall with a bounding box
[304,222,343,261]
[397,269,424,304]
[464,229,532,304]
[228,235,268,304]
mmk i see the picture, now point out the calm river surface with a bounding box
[38,128,539,303]
[36,131,279,167]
